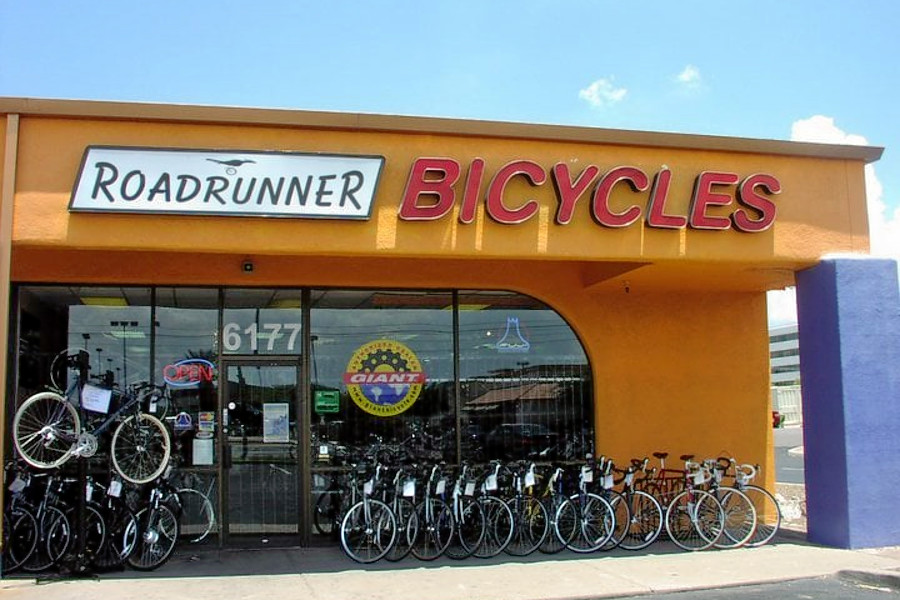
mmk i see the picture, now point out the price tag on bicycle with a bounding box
[464,480,476,496]
[403,478,416,499]
[364,478,374,496]
[603,474,614,490]
[108,479,123,498]
[485,474,498,491]
[581,464,593,483]
[625,472,634,486]
[435,478,446,496]
[86,480,94,502]
[524,468,536,488]
[8,474,27,494]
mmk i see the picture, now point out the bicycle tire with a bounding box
[22,505,70,572]
[111,413,172,484]
[385,497,418,562]
[664,489,724,551]
[559,493,615,553]
[504,495,549,556]
[80,502,108,561]
[313,491,342,537]
[715,488,757,549]
[339,499,397,564]
[617,490,664,551]
[604,490,631,550]
[444,497,486,560]
[128,503,180,571]
[3,505,38,572]
[13,392,80,470]
[177,487,216,544]
[92,502,138,570]
[411,497,453,561]
[475,496,514,558]
[742,485,782,547]
[539,496,570,554]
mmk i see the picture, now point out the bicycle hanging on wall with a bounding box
[13,349,172,485]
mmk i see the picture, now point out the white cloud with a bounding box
[767,115,900,328]
[767,288,799,328]
[676,64,702,88]
[578,77,627,108]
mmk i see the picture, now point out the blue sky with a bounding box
[2,1,899,325]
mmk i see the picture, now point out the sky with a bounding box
[2,1,899,327]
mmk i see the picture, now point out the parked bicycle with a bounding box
[127,466,181,571]
[13,349,172,484]
[339,462,397,564]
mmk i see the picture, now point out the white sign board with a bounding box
[70,146,385,220]
[263,403,290,443]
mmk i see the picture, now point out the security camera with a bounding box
[242,259,254,273]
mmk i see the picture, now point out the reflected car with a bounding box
[483,423,558,460]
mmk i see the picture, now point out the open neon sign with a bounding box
[163,358,216,388]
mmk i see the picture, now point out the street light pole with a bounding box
[110,320,139,387]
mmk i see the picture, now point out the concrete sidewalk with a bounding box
[3,532,900,600]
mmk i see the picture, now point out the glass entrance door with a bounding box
[222,359,301,546]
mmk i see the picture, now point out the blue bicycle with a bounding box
[13,349,171,484]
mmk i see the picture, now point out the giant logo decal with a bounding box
[343,340,426,417]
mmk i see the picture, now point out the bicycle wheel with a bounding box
[128,503,180,571]
[742,485,782,547]
[665,489,724,551]
[715,488,757,549]
[475,496,514,558]
[444,497,486,560]
[22,505,71,572]
[13,392,80,470]
[81,503,108,560]
[617,490,664,551]
[539,497,570,554]
[3,505,38,572]
[505,496,549,556]
[385,497,418,562]
[111,413,172,484]
[604,490,631,550]
[177,488,215,544]
[339,499,397,564]
[561,493,615,553]
[92,503,138,570]
[411,498,453,561]
[313,491,342,537]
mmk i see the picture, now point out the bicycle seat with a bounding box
[679,454,695,461]
[652,452,668,460]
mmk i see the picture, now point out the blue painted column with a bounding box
[796,257,900,548]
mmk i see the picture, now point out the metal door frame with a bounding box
[217,355,307,546]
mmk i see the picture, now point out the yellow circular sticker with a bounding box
[343,339,425,417]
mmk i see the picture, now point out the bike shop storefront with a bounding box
[10,284,594,548]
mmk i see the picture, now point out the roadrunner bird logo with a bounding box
[206,158,256,175]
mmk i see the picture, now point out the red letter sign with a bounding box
[689,171,739,230]
[551,163,600,225]
[485,160,546,224]
[733,173,781,232]
[398,158,461,220]
[591,166,648,228]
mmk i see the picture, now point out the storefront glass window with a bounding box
[17,286,152,396]
[222,289,304,355]
[310,290,456,465]
[154,288,220,469]
[457,291,593,462]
